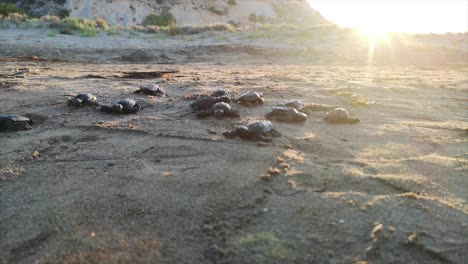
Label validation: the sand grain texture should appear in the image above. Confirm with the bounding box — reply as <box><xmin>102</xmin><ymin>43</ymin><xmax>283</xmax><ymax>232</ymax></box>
<box><xmin>0</xmin><ymin>30</ymin><xmax>467</xmax><ymax>264</ymax></box>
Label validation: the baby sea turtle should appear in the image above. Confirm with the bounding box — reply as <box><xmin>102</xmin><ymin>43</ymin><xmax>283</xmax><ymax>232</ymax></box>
<box><xmin>101</xmin><ymin>98</ymin><xmax>142</xmax><ymax>114</ymax></box>
<box><xmin>222</xmin><ymin>120</ymin><xmax>281</xmax><ymax>142</ymax></box>
<box><xmin>134</xmin><ymin>84</ymin><xmax>167</xmax><ymax>97</ymax></box>
<box><xmin>67</xmin><ymin>93</ymin><xmax>98</xmax><ymax>106</ymax></box>
<box><xmin>234</xmin><ymin>92</ymin><xmax>264</xmax><ymax>106</ymax></box>
<box><xmin>282</xmin><ymin>99</ymin><xmax>304</xmax><ymax>111</ymax></box>
<box><xmin>211</xmin><ymin>88</ymin><xmax>228</xmax><ymax>97</ymax></box>
<box><xmin>265</xmin><ymin>107</ymin><xmax>307</xmax><ymax>123</ymax></box>
<box><xmin>190</xmin><ymin>96</ymin><xmax>231</xmax><ymax>111</ymax></box>
<box><xmin>0</xmin><ymin>115</ymin><xmax>33</xmax><ymax>131</ymax></box>
<box><xmin>196</xmin><ymin>102</ymin><xmax>240</xmax><ymax>119</ymax></box>
<box><xmin>323</xmin><ymin>108</ymin><xmax>360</xmax><ymax>124</ymax></box>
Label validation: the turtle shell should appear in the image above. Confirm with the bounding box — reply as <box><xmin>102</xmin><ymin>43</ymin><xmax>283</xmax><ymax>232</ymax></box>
<box><xmin>284</xmin><ymin>100</ymin><xmax>304</xmax><ymax>111</ymax></box>
<box><xmin>212</xmin><ymin>88</ymin><xmax>227</xmax><ymax>97</ymax></box>
<box><xmin>118</xmin><ymin>98</ymin><xmax>137</xmax><ymax>108</ymax></box>
<box><xmin>271</xmin><ymin>107</ymin><xmax>299</xmax><ymax>116</ymax></box>
<box><xmin>323</xmin><ymin>108</ymin><xmax>350</xmax><ymax>122</ymax></box>
<box><xmin>246</xmin><ymin>120</ymin><xmax>273</xmax><ymax>134</ymax></box>
<box><xmin>212</xmin><ymin>102</ymin><xmax>231</xmax><ymax>111</ymax></box>
<box><xmin>75</xmin><ymin>93</ymin><xmax>97</xmax><ymax>102</ymax></box>
<box><xmin>4</xmin><ymin>115</ymin><xmax>31</xmax><ymax>122</ymax></box>
<box><xmin>236</xmin><ymin>92</ymin><xmax>262</xmax><ymax>102</ymax></box>
<box><xmin>191</xmin><ymin>96</ymin><xmax>216</xmax><ymax>110</ymax></box>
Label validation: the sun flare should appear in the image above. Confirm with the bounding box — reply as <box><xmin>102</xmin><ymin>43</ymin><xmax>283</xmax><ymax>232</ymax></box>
<box><xmin>308</xmin><ymin>0</ymin><xmax>468</xmax><ymax>34</ymax></box>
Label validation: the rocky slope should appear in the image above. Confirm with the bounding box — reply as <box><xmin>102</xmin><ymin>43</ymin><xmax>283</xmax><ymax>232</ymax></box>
<box><xmin>6</xmin><ymin>0</ymin><xmax>327</xmax><ymax>26</ymax></box>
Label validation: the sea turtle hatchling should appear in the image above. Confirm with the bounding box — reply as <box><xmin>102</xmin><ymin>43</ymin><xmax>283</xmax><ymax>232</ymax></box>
<box><xmin>101</xmin><ymin>98</ymin><xmax>142</xmax><ymax>114</ymax></box>
<box><xmin>190</xmin><ymin>96</ymin><xmax>231</xmax><ymax>111</ymax></box>
<box><xmin>282</xmin><ymin>99</ymin><xmax>305</xmax><ymax>111</ymax></box>
<box><xmin>222</xmin><ymin>120</ymin><xmax>281</xmax><ymax>142</ymax></box>
<box><xmin>211</xmin><ymin>88</ymin><xmax>228</xmax><ymax>97</ymax></box>
<box><xmin>0</xmin><ymin>115</ymin><xmax>33</xmax><ymax>131</ymax></box>
<box><xmin>67</xmin><ymin>93</ymin><xmax>98</xmax><ymax>106</ymax></box>
<box><xmin>323</xmin><ymin>108</ymin><xmax>360</xmax><ymax>124</ymax></box>
<box><xmin>134</xmin><ymin>84</ymin><xmax>167</xmax><ymax>97</ymax></box>
<box><xmin>196</xmin><ymin>102</ymin><xmax>240</xmax><ymax>119</ymax></box>
<box><xmin>265</xmin><ymin>107</ymin><xmax>307</xmax><ymax>123</ymax></box>
<box><xmin>234</xmin><ymin>92</ymin><xmax>264</xmax><ymax>106</ymax></box>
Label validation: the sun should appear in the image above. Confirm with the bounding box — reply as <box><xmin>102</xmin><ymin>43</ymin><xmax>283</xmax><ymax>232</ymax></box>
<box><xmin>308</xmin><ymin>0</ymin><xmax>468</xmax><ymax>34</ymax></box>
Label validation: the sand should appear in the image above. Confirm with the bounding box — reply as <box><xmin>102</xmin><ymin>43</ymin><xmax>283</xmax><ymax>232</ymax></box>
<box><xmin>0</xmin><ymin>28</ymin><xmax>467</xmax><ymax>264</ymax></box>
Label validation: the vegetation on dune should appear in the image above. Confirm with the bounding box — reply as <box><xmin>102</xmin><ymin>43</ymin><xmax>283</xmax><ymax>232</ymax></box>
<box><xmin>208</xmin><ymin>6</ymin><xmax>226</xmax><ymax>16</ymax></box>
<box><xmin>167</xmin><ymin>23</ymin><xmax>234</xmax><ymax>35</ymax></box>
<box><xmin>0</xmin><ymin>3</ymin><xmax>22</xmax><ymax>16</ymax></box>
<box><xmin>142</xmin><ymin>12</ymin><xmax>175</xmax><ymax>27</ymax></box>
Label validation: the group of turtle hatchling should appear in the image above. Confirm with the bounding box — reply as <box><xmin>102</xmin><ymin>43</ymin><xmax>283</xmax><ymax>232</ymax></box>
<box><xmin>190</xmin><ymin>89</ymin><xmax>359</xmax><ymax>142</ymax></box>
<box><xmin>1</xmin><ymin>85</ymin><xmax>359</xmax><ymax>137</ymax></box>
<box><xmin>66</xmin><ymin>84</ymin><xmax>169</xmax><ymax>114</ymax></box>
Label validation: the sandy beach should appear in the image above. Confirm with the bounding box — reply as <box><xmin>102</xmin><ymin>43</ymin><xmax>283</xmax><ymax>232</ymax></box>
<box><xmin>1</xmin><ymin>27</ymin><xmax>467</xmax><ymax>263</ymax></box>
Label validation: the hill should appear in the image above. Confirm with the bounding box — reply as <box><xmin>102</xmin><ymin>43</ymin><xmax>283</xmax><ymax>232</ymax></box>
<box><xmin>4</xmin><ymin>0</ymin><xmax>328</xmax><ymax>26</ymax></box>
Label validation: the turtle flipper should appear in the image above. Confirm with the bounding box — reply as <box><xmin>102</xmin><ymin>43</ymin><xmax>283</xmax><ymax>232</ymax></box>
<box><xmin>124</xmin><ymin>103</ymin><xmax>142</xmax><ymax>114</ymax></box>
<box><xmin>274</xmin><ymin>115</ymin><xmax>294</xmax><ymax>123</ymax></box>
<box><xmin>347</xmin><ymin>117</ymin><xmax>360</xmax><ymax>124</ymax></box>
<box><xmin>196</xmin><ymin>110</ymin><xmax>214</xmax><ymax>118</ymax></box>
<box><xmin>100</xmin><ymin>105</ymin><xmax>113</xmax><ymax>113</ymax></box>
<box><xmin>222</xmin><ymin>130</ymin><xmax>239</xmax><ymax>139</ymax></box>
<box><xmin>134</xmin><ymin>90</ymin><xmax>142</xmax><ymax>94</ymax></box>
<box><xmin>265</xmin><ymin>112</ymin><xmax>274</xmax><ymax>120</ymax></box>
<box><xmin>255</xmin><ymin>133</ymin><xmax>272</xmax><ymax>142</ymax></box>
<box><xmin>269</xmin><ymin>129</ymin><xmax>282</xmax><ymax>137</ymax></box>
<box><xmin>224</xmin><ymin>109</ymin><xmax>240</xmax><ymax>118</ymax></box>
<box><xmin>68</xmin><ymin>97</ymin><xmax>83</xmax><ymax>106</ymax></box>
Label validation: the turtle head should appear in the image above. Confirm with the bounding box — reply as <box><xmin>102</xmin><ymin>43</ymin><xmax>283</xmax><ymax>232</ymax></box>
<box><xmin>236</xmin><ymin>125</ymin><xmax>251</xmax><ymax>139</ymax></box>
<box><xmin>213</xmin><ymin>109</ymin><xmax>224</xmax><ymax>119</ymax></box>
<box><xmin>294</xmin><ymin>112</ymin><xmax>308</xmax><ymax>122</ymax></box>
<box><xmin>68</xmin><ymin>97</ymin><xmax>83</xmax><ymax>106</ymax></box>
<box><xmin>112</xmin><ymin>104</ymin><xmax>123</xmax><ymax>113</ymax></box>
<box><xmin>348</xmin><ymin>117</ymin><xmax>360</xmax><ymax>124</ymax></box>
<box><xmin>257</xmin><ymin>97</ymin><xmax>264</xmax><ymax>104</ymax></box>
<box><xmin>217</xmin><ymin>96</ymin><xmax>231</xmax><ymax>103</ymax></box>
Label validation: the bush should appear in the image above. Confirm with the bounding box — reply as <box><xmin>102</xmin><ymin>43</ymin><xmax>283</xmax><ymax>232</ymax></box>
<box><xmin>94</xmin><ymin>17</ymin><xmax>109</xmax><ymax>30</ymax></box>
<box><xmin>142</xmin><ymin>12</ymin><xmax>175</xmax><ymax>27</ymax></box>
<box><xmin>145</xmin><ymin>25</ymin><xmax>160</xmax><ymax>33</ymax></box>
<box><xmin>168</xmin><ymin>23</ymin><xmax>234</xmax><ymax>35</ymax></box>
<box><xmin>3</xmin><ymin>12</ymin><xmax>28</xmax><ymax>26</ymax></box>
<box><xmin>208</xmin><ymin>6</ymin><xmax>225</xmax><ymax>16</ymax></box>
<box><xmin>248</xmin><ymin>13</ymin><xmax>257</xmax><ymax>22</ymax></box>
<box><xmin>105</xmin><ymin>25</ymin><xmax>122</xmax><ymax>35</ymax></box>
<box><xmin>40</xmin><ymin>15</ymin><xmax>60</xmax><ymax>22</ymax></box>
<box><xmin>57</xmin><ymin>8</ymin><xmax>70</xmax><ymax>19</ymax></box>
<box><xmin>0</xmin><ymin>3</ymin><xmax>22</xmax><ymax>17</ymax></box>
<box><xmin>49</xmin><ymin>17</ymin><xmax>99</xmax><ymax>36</ymax></box>
<box><xmin>227</xmin><ymin>0</ymin><xmax>236</xmax><ymax>6</ymax></box>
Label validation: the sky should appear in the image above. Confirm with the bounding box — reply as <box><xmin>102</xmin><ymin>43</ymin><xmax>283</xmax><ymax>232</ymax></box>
<box><xmin>307</xmin><ymin>0</ymin><xmax>468</xmax><ymax>33</ymax></box>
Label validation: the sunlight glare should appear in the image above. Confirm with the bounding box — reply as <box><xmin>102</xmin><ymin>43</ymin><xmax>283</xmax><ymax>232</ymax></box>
<box><xmin>308</xmin><ymin>0</ymin><xmax>468</xmax><ymax>34</ymax></box>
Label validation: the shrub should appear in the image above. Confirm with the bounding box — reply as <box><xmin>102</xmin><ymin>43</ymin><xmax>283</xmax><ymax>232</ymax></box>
<box><xmin>49</xmin><ymin>17</ymin><xmax>99</xmax><ymax>36</ymax></box>
<box><xmin>227</xmin><ymin>0</ymin><xmax>236</xmax><ymax>6</ymax></box>
<box><xmin>142</xmin><ymin>12</ymin><xmax>175</xmax><ymax>27</ymax></box>
<box><xmin>94</xmin><ymin>17</ymin><xmax>109</xmax><ymax>30</ymax></box>
<box><xmin>168</xmin><ymin>23</ymin><xmax>234</xmax><ymax>35</ymax></box>
<box><xmin>57</xmin><ymin>9</ymin><xmax>70</xmax><ymax>19</ymax></box>
<box><xmin>79</xmin><ymin>27</ymin><xmax>99</xmax><ymax>37</ymax></box>
<box><xmin>248</xmin><ymin>13</ymin><xmax>257</xmax><ymax>22</ymax></box>
<box><xmin>47</xmin><ymin>31</ymin><xmax>57</xmax><ymax>37</ymax></box>
<box><xmin>40</xmin><ymin>15</ymin><xmax>60</xmax><ymax>22</ymax></box>
<box><xmin>105</xmin><ymin>25</ymin><xmax>122</xmax><ymax>35</ymax></box>
<box><xmin>145</xmin><ymin>25</ymin><xmax>160</xmax><ymax>33</ymax></box>
<box><xmin>3</xmin><ymin>12</ymin><xmax>28</xmax><ymax>26</ymax></box>
<box><xmin>208</xmin><ymin>6</ymin><xmax>225</xmax><ymax>16</ymax></box>
<box><xmin>0</xmin><ymin>3</ymin><xmax>22</xmax><ymax>17</ymax></box>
